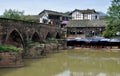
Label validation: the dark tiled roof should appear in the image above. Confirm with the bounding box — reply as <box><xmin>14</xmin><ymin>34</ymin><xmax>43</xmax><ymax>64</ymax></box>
<box><xmin>66</xmin><ymin>20</ymin><xmax>106</xmax><ymax>27</ymax></box>
<box><xmin>70</xmin><ymin>9</ymin><xmax>99</xmax><ymax>14</ymax></box>
<box><xmin>39</xmin><ymin>10</ymin><xmax>70</xmax><ymax>17</ymax></box>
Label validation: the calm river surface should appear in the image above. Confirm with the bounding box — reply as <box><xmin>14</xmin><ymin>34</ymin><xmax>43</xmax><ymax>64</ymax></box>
<box><xmin>0</xmin><ymin>49</ymin><xmax>120</xmax><ymax>76</ymax></box>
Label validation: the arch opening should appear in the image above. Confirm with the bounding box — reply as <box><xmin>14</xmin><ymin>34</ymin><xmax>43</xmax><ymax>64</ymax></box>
<box><xmin>46</xmin><ymin>32</ymin><xmax>52</xmax><ymax>39</ymax></box>
<box><xmin>32</xmin><ymin>32</ymin><xmax>40</xmax><ymax>42</ymax></box>
<box><xmin>6</xmin><ymin>30</ymin><xmax>24</xmax><ymax>48</ymax></box>
<box><xmin>56</xmin><ymin>33</ymin><xmax>61</xmax><ymax>39</ymax></box>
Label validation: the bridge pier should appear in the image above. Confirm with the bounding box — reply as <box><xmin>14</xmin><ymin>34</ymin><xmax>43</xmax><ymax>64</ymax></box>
<box><xmin>0</xmin><ymin>52</ymin><xmax>24</xmax><ymax>67</ymax></box>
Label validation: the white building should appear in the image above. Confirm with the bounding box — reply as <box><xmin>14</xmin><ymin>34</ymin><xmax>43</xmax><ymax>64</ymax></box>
<box><xmin>70</xmin><ymin>9</ymin><xmax>99</xmax><ymax>20</ymax></box>
<box><xmin>38</xmin><ymin>10</ymin><xmax>71</xmax><ymax>27</ymax></box>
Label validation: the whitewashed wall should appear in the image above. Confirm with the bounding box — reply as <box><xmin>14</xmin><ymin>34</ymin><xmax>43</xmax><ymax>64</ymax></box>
<box><xmin>72</xmin><ymin>11</ymin><xmax>83</xmax><ymax>20</ymax></box>
<box><xmin>71</xmin><ymin>11</ymin><xmax>99</xmax><ymax>20</ymax></box>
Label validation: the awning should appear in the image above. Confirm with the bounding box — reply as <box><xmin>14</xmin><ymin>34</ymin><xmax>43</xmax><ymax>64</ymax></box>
<box><xmin>61</xmin><ymin>21</ymin><xmax>69</xmax><ymax>24</ymax></box>
<box><xmin>109</xmin><ymin>38</ymin><xmax>120</xmax><ymax>42</ymax></box>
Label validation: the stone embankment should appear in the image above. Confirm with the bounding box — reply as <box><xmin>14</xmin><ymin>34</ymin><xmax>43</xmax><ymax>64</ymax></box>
<box><xmin>24</xmin><ymin>43</ymin><xmax>65</xmax><ymax>58</ymax></box>
<box><xmin>0</xmin><ymin>40</ymin><xmax>66</xmax><ymax>67</ymax></box>
<box><xmin>0</xmin><ymin>52</ymin><xmax>23</xmax><ymax>67</ymax></box>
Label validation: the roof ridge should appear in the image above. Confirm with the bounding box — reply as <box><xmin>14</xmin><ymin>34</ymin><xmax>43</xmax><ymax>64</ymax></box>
<box><xmin>44</xmin><ymin>9</ymin><xmax>63</xmax><ymax>14</ymax></box>
<box><xmin>70</xmin><ymin>9</ymin><xmax>98</xmax><ymax>14</ymax></box>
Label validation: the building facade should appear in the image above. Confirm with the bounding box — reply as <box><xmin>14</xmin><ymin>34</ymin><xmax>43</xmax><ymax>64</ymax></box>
<box><xmin>39</xmin><ymin>10</ymin><xmax>71</xmax><ymax>28</ymax></box>
<box><xmin>66</xmin><ymin>9</ymin><xmax>106</xmax><ymax>38</ymax></box>
<box><xmin>66</xmin><ymin>20</ymin><xmax>106</xmax><ymax>38</ymax></box>
<box><xmin>71</xmin><ymin>9</ymin><xmax>99</xmax><ymax>20</ymax></box>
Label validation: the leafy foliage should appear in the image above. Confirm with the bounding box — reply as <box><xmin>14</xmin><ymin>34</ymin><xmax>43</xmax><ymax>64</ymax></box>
<box><xmin>103</xmin><ymin>19</ymin><xmax>120</xmax><ymax>37</ymax></box>
<box><xmin>47</xmin><ymin>38</ymin><xmax>58</xmax><ymax>43</ymax></box>
<box><xmin>25</xmin><ymin>39</ymin><xmax>42</xmax><ymax>48</ymax></box>
<box><xmin>25</xmin><ymin>39</ymin><xmax>34</xmax><ymax>48</ymax></box>
<box><xmin>41</xmin><ymin>38</ymin><xmax>59</xmax><ymax>44</ymax></box>
<box><xmin>107</xmin><ymin>0</ymin><xmax>120</xmax><ymax>19</ymax></box>
<box><xmin>103</xmin><ymin>0</ymin><xmax>120</xmax><ymax>38</ymax></box>
<box><xmin>0</xmin><ymin>44</ymin><xmax>23</xmax><ymax>52</ymax></box>
<box><xmin>64</xmin><ymin>11</ymin><xmax>71</xmax><ymax>14</ymax></box>
<box><xmin>0</xmin><ymin>9</ymin><xmax>32</xmax><ymax>21</ymax></box>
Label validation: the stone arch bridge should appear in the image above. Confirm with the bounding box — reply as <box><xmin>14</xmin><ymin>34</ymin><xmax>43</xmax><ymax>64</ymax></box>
<box><xmin>0</xmin><ymin>18</ymin><xmax>63</xmax><ymax>49</ymax></box>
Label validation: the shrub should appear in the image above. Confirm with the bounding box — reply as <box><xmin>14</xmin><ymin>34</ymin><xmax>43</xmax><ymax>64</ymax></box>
<box><xmin>0</xmin><ymin>44</ymin><xmax>23</xmax><ymax>53</ymax></box>
<box><xmin>47</xmin><ymin>38</ymin><xmax>58</xmax><ymax>43</ymax></box>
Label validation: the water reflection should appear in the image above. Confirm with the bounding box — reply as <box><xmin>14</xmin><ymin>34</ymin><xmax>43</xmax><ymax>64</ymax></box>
<box><xmin>55</xmin><ymin>70</ymin><xmax>71</xmax><ymax>76</ymax></box>
<box><xmin>55</xmin><ymin>50</ymin><xmax>120</xmax><ymax>76</ymax></box>
<box><xmin>55</xmin><ymin>70</ymin><xmax>120</xmax><ymax>76</ymax></box>
<box><xmin>96</xmin><ymin>73</ymin><xmax>107</xmax><ymax>76</ymax></box>
<box><xmin>69</xmin><ymin>54</ymin><xmax>120</xmax><ymax>61</ymax></box>
<box><xmin>0</xmin><ymin>49</ymin><xmax>120</xmax><ymax>76</ymax></box>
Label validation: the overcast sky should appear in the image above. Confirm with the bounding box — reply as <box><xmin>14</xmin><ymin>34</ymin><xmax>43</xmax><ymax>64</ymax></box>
<box><xmin>0</xmin><ymin>0</ymin><xmax>111</xmax><ymax>15</ymax></box>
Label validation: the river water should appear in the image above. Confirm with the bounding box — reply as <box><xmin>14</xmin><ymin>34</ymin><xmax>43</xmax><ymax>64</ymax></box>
<box><xmin>0</xmin><ymin>49</ymin><xmax>120</xmax><ymax>76</ymax></box>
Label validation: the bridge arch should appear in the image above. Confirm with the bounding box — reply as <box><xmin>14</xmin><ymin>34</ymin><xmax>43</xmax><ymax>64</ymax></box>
<box><xmin>6</xmin><ymin>28</ymin><xmax>24</xmax><ymax>48</ymax></box>
<box><xmin>45</xmin><ymin>32</ymin><xmax>52</xmax><ymax>39</ymax></box>
<box><xmin>31</xmin><ymin>31</ymin><xmax>41</xmax><ymax>42</ymax></box>
<box><xmin>55</xmin><ymin>32</ymin><xmax>61</xmax><ymax>39</ymax></box>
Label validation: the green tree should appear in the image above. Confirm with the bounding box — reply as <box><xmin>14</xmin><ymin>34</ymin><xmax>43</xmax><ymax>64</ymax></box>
<box><xmin>103</xmin><ymin>0</ymin><xmax>120</xmax><ymax>38</ymax></box>
<box><xmin>107</xmin><ymin>0</ymin><xmax>120</xmax><ymax>19</ymax></box>
<box><xmin>1</xmin><ymin>9</ymin><xmax>32</xmax><ymax>21</ymax></box>
<box><xmin>64</xmin><ymin>11</ymin><xmax>71</xmax><ymax>14</ymax></box>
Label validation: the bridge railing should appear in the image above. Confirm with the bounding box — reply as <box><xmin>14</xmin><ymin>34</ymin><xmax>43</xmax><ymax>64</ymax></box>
<box><xmin>0</xmin><ymin>18</ymin><xmax>61</xmax><ymax>30</ymax></box>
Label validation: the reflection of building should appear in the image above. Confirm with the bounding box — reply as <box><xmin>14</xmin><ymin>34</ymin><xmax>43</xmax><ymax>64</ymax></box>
<box><xmin>39</xmin><ymin>10</ymin><xmax>71</xmax><ymax>28</ymax></box>
<box><xmin>66</xmin><ymin>9</ymin><xmax>106</xmax><ymax>38</ymax></box>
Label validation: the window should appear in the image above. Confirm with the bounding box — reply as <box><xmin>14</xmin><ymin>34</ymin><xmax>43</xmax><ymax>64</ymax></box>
<box><xmin>72</xmin><ymin>12</ymin><xmax>83</xmax><ymax>20</ymax></box>
<box><xmin>70</xmin><ymin>31</ymin><xmax>75</xmax><ymax>34</ymax></box>
<box><xmin>76</xmin><ymin>13</ymin><xmax>79</xmax><ymax>20</ymax></box>
<box><xmin>88</xmin><ymin>14</ymin><xmax>91</xmax><ymax>20</ymax></box>
<box><xmin>43</xmin><ymin>19</ymin><xmax>48</xmax><ymax>24</ymax></box>
<box><xmin>62</xmin><ymin>17</ymin><xmax>65</xmax><ymax>20</ymax></box>
<box><xmin>77</xmin><ymin>31</ymin><xmax>83</xmax><ymax>34</ymax></box>
<box><xmin>84</xmin><ymin>14</ymin><xmax>88</xmax><ymax>20</ymax></box>
<box><xmin>95</xmin><ymin>15</ymin><xmax>97</xmax><ymax>19</ymax></box>
<box><xmin>76</xmin><ymin>13</ymin><xmax>83</xmax><ymax>20</ymax></box>
<box><xmin>66</xmin><ymin>17</ymin><xmax>68</xmax><ymax>21</ymax></box>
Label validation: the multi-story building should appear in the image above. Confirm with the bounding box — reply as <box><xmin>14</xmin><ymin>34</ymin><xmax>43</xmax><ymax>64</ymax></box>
<box><xmin>38</xmin><ymin>10</ymin><xmax>71</xmax><ymax>28</ymax></box>
<box><xmin>66</xmin><ymin>9</ymin><xmax>106</xmax><ymax>38</ymax></box>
